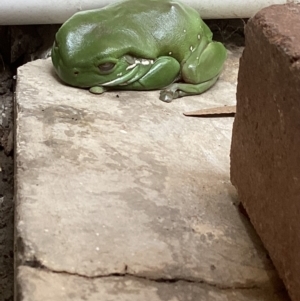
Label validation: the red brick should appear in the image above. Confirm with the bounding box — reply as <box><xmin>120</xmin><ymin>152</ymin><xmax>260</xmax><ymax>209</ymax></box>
<box><xmin>230</xmin><ymin>4</ymin><xmax>300</xmax><ymax>301</ymax></box>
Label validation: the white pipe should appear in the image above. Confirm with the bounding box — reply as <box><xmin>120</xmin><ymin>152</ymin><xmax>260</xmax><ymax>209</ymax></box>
<box><xmin>0</xmin><ymin>0</ymin><xmax>299</xmax><ymax>25</ymax></box>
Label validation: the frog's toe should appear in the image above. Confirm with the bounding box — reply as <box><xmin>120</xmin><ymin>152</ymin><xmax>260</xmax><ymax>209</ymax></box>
<box><xmin>159</xmin><ymin>88</ymin><xmax>179</xmax><ymax>103</ymax></box>
<box><xmin>89</xmin><ymin>86</ymin><xmax>106</xmax><ymax>94</ymax></box>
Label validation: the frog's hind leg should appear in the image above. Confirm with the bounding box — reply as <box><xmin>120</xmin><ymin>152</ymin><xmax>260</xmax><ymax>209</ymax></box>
<box><xmin>159</xmin><ymin>76</ymin><xmax>219</xmax><ymax>103</ymax></box>
<box><xmin>160</xmin><ymin>41</ymin><xmax>227</xmax><ymax>102</ymax></box>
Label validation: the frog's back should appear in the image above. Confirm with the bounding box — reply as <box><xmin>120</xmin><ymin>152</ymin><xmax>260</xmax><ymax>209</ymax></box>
<box><xmin>66</xmin><ymin>0</ymin><xmax>211</xmax><ymax>61</ymax></box>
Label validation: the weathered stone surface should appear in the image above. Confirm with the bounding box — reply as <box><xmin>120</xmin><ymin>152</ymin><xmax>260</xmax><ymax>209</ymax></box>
<box><xmin>17</xmin><ymin>266</ymin><xmax>289</xmax><ymax>301</ymax></box>
<box><xmin>15</xmin><ymin>48</ymin><xmax>288</xmax><ymax>300</ymax></box>
<box><xmin>231</xmin><ymin>4</ymin><xmax>300</xmax><ymax>301</ymax></box>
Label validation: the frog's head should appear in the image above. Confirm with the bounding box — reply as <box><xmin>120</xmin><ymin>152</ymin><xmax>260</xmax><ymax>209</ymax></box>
<box><xmin>51</xmin><ymin>10</ymin><xmax>151</xmax><ymax>89</ymax></box>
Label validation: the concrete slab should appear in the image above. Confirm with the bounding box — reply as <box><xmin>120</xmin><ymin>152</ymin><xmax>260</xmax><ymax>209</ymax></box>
<box><xmin>15</xmin><ymin>46</ymin><xmax>289</xmax><ymax>300</ymax></box>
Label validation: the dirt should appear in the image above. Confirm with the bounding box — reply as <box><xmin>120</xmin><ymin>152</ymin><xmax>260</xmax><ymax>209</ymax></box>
<box><xmin>0</xmin><ymin>61</ymin><xmax>14</xmax><ymax>301</ymax></box>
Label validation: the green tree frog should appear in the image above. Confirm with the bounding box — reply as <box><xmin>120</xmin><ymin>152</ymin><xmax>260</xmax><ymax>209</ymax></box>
<box><xmin>51</xmin><ymin>0</ymin><xmax>227</xmax><ymax>102</ymax></box>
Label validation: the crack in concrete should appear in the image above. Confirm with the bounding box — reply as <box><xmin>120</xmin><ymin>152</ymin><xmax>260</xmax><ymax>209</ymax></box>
<box><xmin>21</xmin><ymin>258</ymin><xmax>260</xmax><ymax>292</ymax></box>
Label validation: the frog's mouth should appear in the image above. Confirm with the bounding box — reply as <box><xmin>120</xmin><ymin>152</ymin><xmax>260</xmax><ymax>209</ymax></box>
<box><xmin>100</xmin><ymin>58</ymin><xmax>154</xmax><ymax>87</ymax></box>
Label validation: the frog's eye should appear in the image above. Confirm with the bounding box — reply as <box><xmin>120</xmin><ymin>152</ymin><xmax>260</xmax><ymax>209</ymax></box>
<box><xmin>98</xmin><ymin>62</ymin><xmax>115</xmax><ymax>73</ymax></box>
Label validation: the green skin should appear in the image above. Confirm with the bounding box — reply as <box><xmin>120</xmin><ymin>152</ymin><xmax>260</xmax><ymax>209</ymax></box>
<box><xmin>51</xmin><ymin>0</ymin><xmax>227</xmax><ymax>102</ymax></box>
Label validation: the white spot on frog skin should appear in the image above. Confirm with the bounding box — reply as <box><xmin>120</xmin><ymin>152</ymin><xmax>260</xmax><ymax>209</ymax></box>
<box><xmin>169</xmin><ymin>52</ymin><xmax>172</xmax><ymax>55</ymax></box>
<box><xmin>190</xmin><ymin>46</ymin><xmax>195</xmax><ymax>52</ymax></box>
<box><xmin>126</xmin><ymin>63</ymin><xmax>137</xmax><ymax>70</ymax></box>
<box><xmin>183</xmin><ymin>29</ymin><xmax>186</xmax><ymax>33</ymax></box>
<box><xmin>126</xmin><ymin>58</ymin><xmax>153</xmax><ymax>70</ymax></box>
<box><xmin>198</xmin><ymin>34</ymin><xmax>201</xmax><ymax>40</ymax></box>
<box><xmin>141</xmin><ymin>59</ymin><xmax>150</xmax><ymax>65</ymax></box>
<box><xmin>117</xmin><ymin>72</ymin><xmax>122</xmax><ymax>76</ymax></box>
<box><xmin>196</xmin><ymin>57</ymin><xmax>199</xmax><ymax>60</ymax></box>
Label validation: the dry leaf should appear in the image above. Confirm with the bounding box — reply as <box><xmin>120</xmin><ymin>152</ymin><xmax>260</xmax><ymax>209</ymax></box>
<box><xmin>184</xmin><ymin>105</ymin><xmax>236</xmax><ymax>117</ymax></box>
